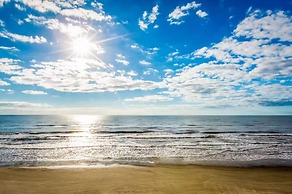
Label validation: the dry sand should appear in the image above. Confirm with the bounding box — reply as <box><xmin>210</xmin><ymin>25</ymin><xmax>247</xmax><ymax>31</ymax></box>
<box><xmin>0</xmin><ymin>165</ymin><xmax>292</xmax><ymax>194</ymax></box>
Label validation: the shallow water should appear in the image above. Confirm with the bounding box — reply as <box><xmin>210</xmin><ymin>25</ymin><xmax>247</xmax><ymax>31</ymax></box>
<box><xmin>0</xmin><ymin>115</ymin><xmax>291</xmax><ymax>167</ymax></box>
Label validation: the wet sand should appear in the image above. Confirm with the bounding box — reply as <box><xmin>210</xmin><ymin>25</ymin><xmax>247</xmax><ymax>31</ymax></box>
<box><xmin>0</xmin><ymin>165</ymin><xmax>292</xmax><ymax>194</ymax></box>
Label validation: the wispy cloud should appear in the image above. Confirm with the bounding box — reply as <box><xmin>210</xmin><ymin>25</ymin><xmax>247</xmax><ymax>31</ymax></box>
<box><xmin>167</xmin><ymin>1</ymin><xmax>203</xmax><ymax>25</ymax></box>
<box><xmin>60</xmin><ymin>7</ymin><xmax>111</xmax><ymax>21</ymax></box>
<box><xmin>143</xmin><ymin>68</ymin><xmax>158</xmax><ymax>75</ymax></box>
<box><xmin>139</xmin><ymin>5</ymin><xmax>159</xmax><ymax>30</ymax></box>
<box><xmin>0</xmin><ymin>19</ymin><xmax>4</xmax><ymax>27</ymax></box>
<box><xmin>115</xmin><ymin>59</ymin><xmax>129</xmax><ymax>66</ymax></box>
<box><xmin>115</xmin><ymin>54</ymin><xmax>129</xmax><ymax>65</ymax></box>
<box><xmin>22</xmin><ymin>90</ymin><xmax>48</xmax><ymax>95</ymax></box>
<box><xmin>15</xmin><ymin>3</ymin><xmax>26</xmax><ymax>11</ymax></box>
<box><xmin>139</xmin><ymin>60</ymin><xmax>151</xmax><ymax>66</ymax></box>
<box><xmin>0</xmin><ymin>0</ymin><xmax>9</xmax><ymax>7</ymax></box>
<box><xmin>131</xmin><ymin>43</ymin><xmax>159</xmax><ymax>55</ymax></box>
<box><xmin>0</xmin><ymin>31</ymin><xmax>47</xmax><ymax>43</ymax></box>
<box><xmin>24</xmin><ymin>15</ymin><xmax>88</xmax><ymax>38</ymax></box>
<box><xmin>0</xmin><ymin>89</ymin><xmax>13</xmax><ymax>94</ymax></box>
<box><xmin>0</xmin><ymin>46</ymin><xmax>19</xmax><ymax>52</ymax></box>
<box><xmin>0</xmin><ymin>101</ymin><xmax>52</xmax><ymax>109</ymax></box>
<box><xmin>0</xmin><ymin>79</ymin><xmax>9</xmax><ymax>86</ymax></box>
<box><xmin>125</xmin><ymin>95</ymin><xmax>173</xmax><ymax>102</ymax></box>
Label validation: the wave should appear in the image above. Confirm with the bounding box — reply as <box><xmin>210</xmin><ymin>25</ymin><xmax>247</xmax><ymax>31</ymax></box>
<box><xmin>34</xmin><ymin>124</ymin><xmax>68</xmax><ymax>127</ymax></box>
<box><xmin>1</xmin><ymin>158</ymin><xmax>292</xmax><ymax>168</ymax></box>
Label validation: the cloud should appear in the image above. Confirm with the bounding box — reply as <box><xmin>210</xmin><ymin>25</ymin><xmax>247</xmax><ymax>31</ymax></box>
<box><xmin>60</xmin><ymin>7</ymin><xmax>111</xmax><ymax>21</ymax></box>
<box><xmin>139</xmin><ymin>60</ymin><xmax>151</xmax><ymax>66</ymax></box>
<box><xmin>22</xmin><ymin>90</ymin><xmax>48</xmax><ymax>95</ymax></box>
<box><xmin>131</xmin><ymin>43</ymin><xmax>159</xmax><ymax>55</ymax></box>
<box><xmin>130</xmin><ymin>44</ymin><xmax>139</xmax><ymax>49</ymax></box>
<box><xmin>115</xmin><ymin>59</ymin><xmax>129</xmax><ymax>66</ymax></box>
<box><xmin>0</xmin><ymin>0</ymin><xmax>9</xmax><ymax>7</ymax></box>
<box><xmin>9</xmin><ymin>58</ymin><xmax>160</xmax><ymax>93</ymax></box>
<box><xmin>54</xmin><ymin>0</ymin><xmax>86</xmax><ymax>8</ymax></box>
<box><xmin>167</xmin><ymin>1</ymin><xmax>203</xmax><ymax>25</ymax></box>
<box><xmin>16</xmin><ymin>0</ymin><xmax>111</xmax><ymax>22</ymax></box>
<box><xmin>0</xmin><ymin>89</ymin><xmax>13</xmax><ymax>94</ymax></box>
<box><xmin>143</xmin><ymin>68</ymin><xmax>158</xmax><ymax>75</ymax></box>
<box><xmin>164</xmin><ymin>10</ymin><xmax>292</xmax><ymax>107</ymax></box>
<box><xmin>115</xmin><ymin>54</ymin><xmax>129</xmax><ymax>65</ymax></box>
<box><xmin>0</xmin><ymin>31</ymin><xmax>47</xmax><ymax>43</ymax></box>
<box><xmin>127</xmin><ymin>70</ymin><xmax>138</xmax><ymax>77</ymax></box>
<box><xmin>19</xmin><ymin>0</ymin><xmax>61</xmax><ymax>13</ymax></box>
<box><xmin>0</xmin><ymin>46</ymin><xmax>19</xmax><ymax>52</ymax></box>
<box><xmin>196</xmin><ymin>10</ymin><xmax>208</xmax><ymax>18</ymax></box>
<box><xmin>0</xmin><ymin>58</ymin><xmax>22</xmax><ymax>74</ymax></box>
<box><xmin>116</xmin><ymin>54</ymin><xmax>125</xmax><ymax>59</ymax></box>
<box><xmin>24</xmin><ymin>14</ymin><xmax>88</xmax><ymax>37</ymax></box>
<box><xmin>167</xmin><ymin>50</ymin><xmax>179</xmax><ymax>61</ymax></box>
<box><xmin>164</xmin><ymin>69</ymin><xmax>173</xmax><ymax>76</ymax></box>
<box><xmin>0</xmin><ymin>79</ymin><xmax>9</xmax><ymax>86</ymax></box>
<box><xmin>192</xmin><ymin>10</ymin><xmax>292</xmax><ymax>81</ymax></box>
<box><xmin>234</xmin><ymin>10</ymin><xmax>292</xmax><ymax>42</ymax></box>
<box><xmin>0</xmin><ymin>101</ymin><xmax>51</xmax><ymax>109</ymax></box>
<box><xmin>15</xmin><ymin>3</ymin><xmax>26</xmax><ymax>11</ymax></box>
<box><xmin>125</xmin><ymin>95</ymin><xmax>173</xmax><ymax>102</ymax></box>
<box><xmin>138</xmin><ymin>5</ymin><xmax>159</xmax><ymax>30</ymax></box>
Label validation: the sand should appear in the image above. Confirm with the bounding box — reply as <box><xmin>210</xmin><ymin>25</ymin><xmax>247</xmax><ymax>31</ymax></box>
<box><xmin>0</xmin><ymin>165</ymin><xmax>292</xmax><ymax>194</ymax></box>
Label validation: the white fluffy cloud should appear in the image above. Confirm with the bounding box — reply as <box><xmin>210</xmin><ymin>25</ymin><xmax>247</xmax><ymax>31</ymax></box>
<box><xmin>9</xmin><ymin>58</ymin><xmax>160</xmax><ymax>93</ymax></box>
<box><xmin>164</xmin><ymin>10</ymin><xmax>292</xmax><ymax>107</ymax></box>
<box><xmin>139</xmin><ymin>5</ymin><xmax>159</xmax><ymax>30</ymax></box>
<box><xmin>0</xmin><ymin>31</ymin><xmax>47</xmax><ymax>43</ymax></box>
<box><xmin>22</xmin><ymin>90</ymin><xmax>48</xmax><ymax>95</ymax></box>
<box><xmin>19</xmin><ymin>0</ymin><xmax>61</xmax><ymax>12</ymax></box>
<box><xmin>10</xmin><ymin>0</ymin><xmax>111</xmax><ymax>22</ymax></box>
<box><xmin>196</xmin><ymin>10</ymin><xmax>208</xmax><ymax>18</ymax></box>
<box><xmin>167</xmin><ymin>1</ymin><xmax>204</xmax><ymax>25</ymax></box>
<box><xmin>0</xmin><ymin>58</ymin><xmax>22</xmax><ymax>74</ymax></box>
<box><xmin>234</xmin><ymin>10</ymin><xmax>292</xmax><ymax>42</ymax></box>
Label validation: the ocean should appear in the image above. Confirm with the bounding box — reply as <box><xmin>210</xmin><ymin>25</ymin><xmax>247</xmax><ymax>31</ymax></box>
<box><xmin>0</xmin><ymin>115</ymin><xmax>291</xmax><ymax>167</ymax></box>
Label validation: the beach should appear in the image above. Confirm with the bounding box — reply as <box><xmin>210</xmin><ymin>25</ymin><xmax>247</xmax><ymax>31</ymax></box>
<box><xmin>1</xmin><ymin>165</ymin><xmax>292</xmax><ymax>194</ymax></box>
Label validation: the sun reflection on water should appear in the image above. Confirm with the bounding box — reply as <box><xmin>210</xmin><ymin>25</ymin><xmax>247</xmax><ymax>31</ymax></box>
<box><xmin>68</xmin><ymin>115</ymin><xmax>104</xmax><ymax>154</ymax></box>
<box><xmin>71</xmin><ymin>115</ymin><xmax>103</xmax><ymax>131</ymax></box>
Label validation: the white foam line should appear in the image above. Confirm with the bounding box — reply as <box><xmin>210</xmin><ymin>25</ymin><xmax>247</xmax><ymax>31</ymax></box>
<box><xmin>19</xmin><ymin>164</ymin><xmax>138</xmax><ymax>169</ymax></box>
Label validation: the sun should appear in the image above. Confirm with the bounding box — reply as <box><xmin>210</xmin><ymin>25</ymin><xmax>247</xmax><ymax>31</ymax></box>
<box><xmin>72</xmin><ymin>37</ymin><xmax>93</xmax><ymax>57</ymax></box>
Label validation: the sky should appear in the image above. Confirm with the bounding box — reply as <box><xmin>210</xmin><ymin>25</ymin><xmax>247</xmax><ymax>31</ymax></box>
<box><xmin>0</xmin><ymin>0</ymin><xmax>291</xmax><ymax>115</ymax></box>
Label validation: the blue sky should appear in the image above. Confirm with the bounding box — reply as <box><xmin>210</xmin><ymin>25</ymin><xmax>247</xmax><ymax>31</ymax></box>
<box><xmin>0</xmin><ymin>0</ymin><xmax>291</xmax><ymax>115</ymax></box>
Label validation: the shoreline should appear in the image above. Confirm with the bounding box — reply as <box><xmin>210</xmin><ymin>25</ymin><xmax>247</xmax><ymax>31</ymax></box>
<box><xmin>1</xmin><ymin>164</ymin><xmax>292</xmax><ymax>194</ymax></box>
<box><xmin>2</xmin><ymin>157</ymin><xmax>292</xmax><ymax>169</ymax></box>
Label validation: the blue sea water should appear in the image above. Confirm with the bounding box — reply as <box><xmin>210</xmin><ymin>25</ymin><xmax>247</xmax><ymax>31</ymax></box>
<box><xmin>0</xmin><ymin>115</ymin><xmax>291</xmax><ymax>167</ymax></box>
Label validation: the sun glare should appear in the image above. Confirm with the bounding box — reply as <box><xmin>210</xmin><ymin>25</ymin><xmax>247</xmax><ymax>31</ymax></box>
<box><xmin>72</xmin><ymin>37</ymin><xmax>92</xmax><ymax>57</ymax></box>
<box><xmin>72</xmin><ymin>115</ymin><xmax>102</xmax><ymax>128</ymax></box>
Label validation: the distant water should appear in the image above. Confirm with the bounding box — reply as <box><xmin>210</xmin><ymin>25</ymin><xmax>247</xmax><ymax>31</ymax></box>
<box><xmin>0</xmin><ymin>115</ymin><xmax>291</xmax><ymax>167</ymax></box>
